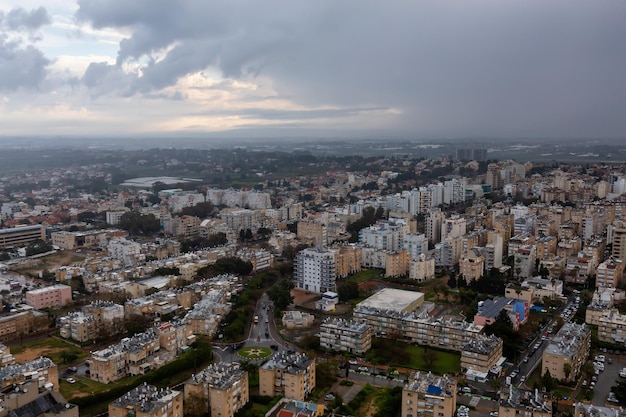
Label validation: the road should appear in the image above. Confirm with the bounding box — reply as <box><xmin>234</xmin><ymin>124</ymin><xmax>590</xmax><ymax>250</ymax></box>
<box><xmin>213</xmin><ymin>293</ymin><xmax>295</xmax><ymax>364</ymax></box>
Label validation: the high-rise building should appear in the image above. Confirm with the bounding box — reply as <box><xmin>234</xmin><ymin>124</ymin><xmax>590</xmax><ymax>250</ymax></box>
<box><xmin>184</xmin><ymin>362</ymin><xmax>249</xmax><ymax>417</ymax></box>
<box><xmin>294</xmin><ymin>248</ymin><xmax>337</xmax><ymax>293</ymax></box>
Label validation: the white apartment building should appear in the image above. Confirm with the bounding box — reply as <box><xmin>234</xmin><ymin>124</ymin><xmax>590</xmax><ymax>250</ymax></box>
<box><xmin>294</xmin><ymin>248</ymin><xmax>337</xmax><ymax>294</ymax></box>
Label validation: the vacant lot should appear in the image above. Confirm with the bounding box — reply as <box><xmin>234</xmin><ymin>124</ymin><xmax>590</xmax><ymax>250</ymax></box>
<box><xmin>12</xmin><ymin>337</ymin><xmax>87</xmax><ymax>367</ymax></box>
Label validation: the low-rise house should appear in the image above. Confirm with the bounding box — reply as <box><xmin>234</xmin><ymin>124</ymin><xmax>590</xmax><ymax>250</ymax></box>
<box><xmin>282</xmin><ymin>311</ymin><xmax>315</xmax><ymax>329</ymax></box>
<box><xmin>499</xmin><ymin>387</ymin><xmax>551</xmax><ymax>417</ymax></box>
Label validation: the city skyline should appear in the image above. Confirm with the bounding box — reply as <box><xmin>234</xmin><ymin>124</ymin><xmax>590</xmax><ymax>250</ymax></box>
<box><xmin>0</xmin><ymin>0</ymin><xmax>625</xmax><ymax>139</ymax></box>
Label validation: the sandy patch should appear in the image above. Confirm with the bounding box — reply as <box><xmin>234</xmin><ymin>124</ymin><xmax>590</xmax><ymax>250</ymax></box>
<box><xmin>14</xmin><ymin>347</ymin><xmax>54</xmax><ymax>362</ymax></box>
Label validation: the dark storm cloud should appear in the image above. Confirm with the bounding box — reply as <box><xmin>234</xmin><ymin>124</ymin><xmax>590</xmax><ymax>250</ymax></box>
<box><xmin>75</xmin><ymin>0</ymin><xmax>626</xmax><ymax>137</ymax></box>
<box><xmin>0</xmin><ymin>6</ymin><xmax>50</xmax><ymax>31</ymax></box>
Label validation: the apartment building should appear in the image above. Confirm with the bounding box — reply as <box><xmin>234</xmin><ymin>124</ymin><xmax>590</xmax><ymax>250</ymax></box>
<box><xmin>108</xmin><ymin>383</ymin><xmax>182</xmax><ymax>417</ymax></box>
<box><xmin>459</xmin><ymin>248</ymin><xmax>485</xmax><ymax>284</ymax></box>
<box><xmin>259</xmin><ymin>353</ymin><xmax>315</xmax><ymax>401</ymax></box>
<box><xmin>596</xmin><ymin>257</ymin><xmax>624</xmax><ymax>289</ymax></box>
<box><xmin>402</xmin><ymin>371</ymin><xmax>457</xmax><ymax>417</ymax></box>
<box><xmin>107</xmin><ymin>238</ymin><xmax>143</xmax><ymax>266</ymax></box>
<box><xmin>598</xmin><ymin>310</ymin><xmax>626</xmax><ymax>345</ymax></box>
<box><xmin>51</xmin><ymin>229</ymin><xmax>125</xmax><ymax>250</ymax></box>
<box><xmin>319</xmin><ymin>318</ymin><xmax>372</xmax><ymax>354</ymax></box>
<box><xmin>0</xmin><ymin>225</ymin><xmax>46</xmax><ymax>249</ymax></box>
<box><xmin>409</xmin><ymin>253</ymin><xmax>435</xmax><ymax>282</ymax></box>
<box><xmin>0</xmin><ymin>309</ymin><xmax>49</xmax><ymax>342</ymax></box>
<box><xmin>0</xmin><ymin>357</ymin><xmax>58</xmax><ymax>390</ymax></box>
<box><xmin>385</xmin><ymin>250</ymin><xmax>409</xmax><ymax>278</ymax></box>
<box><xmin>25</xmin><ymin>285</ymin><xmax>72</xmax><ymax>310</ymax></box>
<box><xmin>460</xmin><ymin>334</ymin><xmax>503</xmax><ymax>376</ymax></box>
<box><xmin>184</xmin><ymin>362</ymin><xmax>249</xmax><ymax>417</ymax></box>
<box><xmin>294</xmin><ymin>247</ymin><xmax>337</xmax><ymax>294</ymax></box>
<box><xmin>499</xmin><ymin>387</ymin><xmax>551</xmax><ymax>417</ymax></box>
<box><xmin>542</xmin><ymin>322</ymin><xmax>590</xmax><ymax>382</ymax></box>
<box><xmin>334</xmin><ymin>245</ymin><xmax>362</xmax><ymax>278</ymax></box>
<box><xmin>353</xmin><ymin>289</ymin><xmax>487</xmax><ymax>352</ymax></box>
<box><xmin>282</xmin><ymin>311</ymin><xmax>315</xmax><ymax>329</ymax></box>
<box><xmin>513</xmin><ymin>245</ymin><xmax>537</xmax><ymax>279</ymax></box>
<box><xmin>297</xmin><ymin>221</ymin><xmax>327</xmax><ymax>247</ymax></box>
<box><xmin>90</xmin><ymin>325</ymin><xmax>190</xmax><ymax>384</ymax></box>
<box><xmin>59</xmin><ymin>312</ymin><xmax>95</xmax><ymax>342</ymax></box>
<box><xmin>0</xmin><ymin>381</ymin><xmax>78</xmax><ymax>417</ymax></box>
<box><xmin>521</xmin><ymin>277</ymin><xmax>563</xmax><ymax>300</ymax></box>
<box><xmin>183</xmin><ymin>291</ymin><xmax>232</xmax><ymax>336</ymax></box>
<box><xmin>220</xmin><ymin>209</ymin><xmax>260</xmax><ymax>233</ymax></box>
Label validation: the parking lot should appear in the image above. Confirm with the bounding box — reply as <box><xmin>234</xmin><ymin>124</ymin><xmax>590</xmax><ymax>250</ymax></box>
<box><xmin>591</xmin><ymin>351</ymin><xmax>625</xmax><ymax>406</ymax></box>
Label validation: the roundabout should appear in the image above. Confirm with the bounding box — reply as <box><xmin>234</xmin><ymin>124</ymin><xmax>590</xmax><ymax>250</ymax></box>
<box><xmin>237</xmin><ymin>346</ymin><xmax>272</xmax><ymax>360</ymax></box>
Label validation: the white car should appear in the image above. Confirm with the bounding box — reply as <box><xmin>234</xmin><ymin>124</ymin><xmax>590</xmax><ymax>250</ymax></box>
<box><xmin>66</xmin><ymin>377</ymin><xmax>76</xmax><ymax>384</ymax></box>
<box><xmin>595</xmin><ymin>355</ymin><xmax>606</xmax><ymax>363</ymax></box>
<box><xmin>348</xmin><ymin>359</ymin><xmax>358</xmax><ymax>365</ymax></box>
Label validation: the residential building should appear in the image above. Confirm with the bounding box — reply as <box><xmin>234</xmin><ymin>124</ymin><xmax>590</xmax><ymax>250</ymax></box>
<box><xmin>297</xmin><ymin>221</ymin><xmax>327</xmax><ymax>247</ymax></box>
<box><xmin>402</xmin><ymin>371</ymin><xmax>457</xmax><ymax>417</ymax></box>
<box><xmin>598</xmin><ymin>310</ymin><xmax>626</xmax><ymax>345</ymax></box>
<box><xmin>426</xmin><ymin>209</ymin><xmax>445</xmax><ymax>244</ymax></box>
<box><xmin>0</xmin><ymin>225</ymin><xmax>46</xmax><ymax>249</ymax></box>
<box><xmin>596</xmin><ymin>257</ymin><xmax>624</xmax><ymax>289</ymax></box>
<box><xmin>402</xmin><ymin>233</ymin><xmax>429</xmax><ymax>259</ymax></box>
<box><xmin>575</xmin><ymin>402</ymin><xmax>626</xmax><ymax>417</ymax></box>
<box><xmin>385</xmin><ymin>250</ymin><xmax>409</xmax><ymax>278</ymax></box>
<box><xmin>259</xmin><ymin>353</ymin><xmax>315</xmax><ymax>401</ymax></box>
<box><xmin>441</xmin><ymin>215</ymin><xmax>466</xmax><ymax>241</ymax></box>
<box><xmin>513</xmin><ymin>245</ymin><xmax>537</xmax><ymax>279</ymax></box>
<box><xmin>409</xmin><ymin>253</ymin><xmax>435</xmax><ymax>282</ymax></box>
<box><xmin>542</xmin><ymin>322</ymin><xmax>590</xmax><ymax>382</ymax></box>
<box><xmin>282</xmin><ymin>311</ymin><xmax>315</xmax><ymax>329</ymax></box>
<box><xmin>0</xmin><ymin>357</ymin><xmax>58</xmax><ymax>390</ymax></box>
<box><xmin>58</xmin><ymin>312</ymin><xmax>96</xmax><ymax>342</ymax></box>
<box><xmin>106</xmin><ymin>210</ymin><xmax>127</xmax><ymax>225</ymax></box>
<box><xmin>459</xmin><ymin>248</ymin><xmax>485</xmax><ymax>284</ymax></box>
<box><xmin>294</xmin><ymin>248</ymin><xmax>337</xmax><ymax>294</ymax></box>
<box><xmin>107</xmin><ymin>238</ymin><xmax>143</xmax><ymax>266</ymax></box>
<box><xmin>319</xmin><ymin>318</ymin><xmax>372</xmax><ymax>354</ymax></box>
<box><xmin>0</xmin><ymin>310</ymin><xmax>49</xmax><ymax>343</ymax></box>
<box><xmin>334</xmin><ymin>245</ymin><xmax>362</xmax><ymax>278</ymax></box>
<box><xmin>220</xmin><ymin>209</ymin><xmax>260</xmax><ymax>233</ymax></box>
<box><xmin>499</xmin><ymin>387</ymin><xmax>551</xmax><ymax>417</ymax></box>
<box><xmin>611</xmin><ymin>222</ymin><xmax>626</xmax><ymax>261</ymax></box>
<box><xmin>0</xmin><ymin>381</ymin><xmax>78</xmax><ymax>417</ymax></box>
<box><xmin>461</xmin><ymin>334</ymin><xmax>503</xmax><ymax>376</ymax></box>
<box><xmin>108</xmin><ymin>383</ymin><xmax>182</xmax><ymax>417</ymax></box>
<box><xmin>51</xmin><ymin>229</ymin><xmax>125</xmax><ymax>250</ymax></box>
<box><xmin>521</xmin><ymin>277</ymin><xmax>563</xmax><ymax>300</ymax></box>
<box><xmin>184</xmin><ymin>362</ymin><xmax>249</xmax><ymax>417</ymax></box>
<box><xmin>25</xmin><ymin>285</ymin><xmax>72</xmax><ymax>310</ymax></box>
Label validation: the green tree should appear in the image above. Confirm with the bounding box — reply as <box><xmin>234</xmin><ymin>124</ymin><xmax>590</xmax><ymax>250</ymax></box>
<box><xmin>337</xmin><ymin>281</ymin><xmax>360</xmax><ymax>301</ymax></box>
<box><xmin>118</xmin><ymin>211</ymin><xmax>161</xmax><ymax>235</ymax></box>
<box><xmin>267</xmin><ymin>280</ymin><xmax>294</xmax><ymax>311</ymax></box>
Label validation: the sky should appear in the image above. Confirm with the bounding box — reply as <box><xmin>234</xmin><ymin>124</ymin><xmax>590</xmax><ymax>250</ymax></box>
<box><xmin>0</xmin><ymin>0</ymin><xmax>625</xmax><ymax>139</ymax></box>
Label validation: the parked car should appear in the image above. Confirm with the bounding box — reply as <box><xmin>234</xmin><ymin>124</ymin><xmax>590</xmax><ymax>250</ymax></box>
<box><xmin>461</xmin><ymin>387</ymin><xmax>472</xmax><ymax>393</ymax></box>
<box><xmin>349</xmin><ymin>359</ymin><xmax>358</xmax><ymax>365</ymax></box>
<box><xmin>490</xmin><ymin>412</ymin><xmax>499</xmax><ymax>417</ymax></box>
<box><xmin>66</xmin><ymin>377</ymin><xmax>76</xmax><ymax>384</ymax></box>
<box><xmin>68</xmin><ymin>367</ymin><xmax>77</xmax><ymax>373</ymax></box>
<box><xmin>358</xmin><ymin>366</ymin><xmax>369</xmax><ymax>372</ymax></box>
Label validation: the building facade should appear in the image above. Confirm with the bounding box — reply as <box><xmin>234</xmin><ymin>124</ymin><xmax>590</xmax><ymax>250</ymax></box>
<box><xmin>402</xmin><ymin>371</ymin><xmax>457</xmax><ymax>417</ymax></box>
<box><xmin>259</xmin><ymin>353</ymin><xmax>315</xmax><ymax>401</ymax></box>
<box><xmin>184</xmin><ymin>362</ymin><xmax>249</xmax><ymax>417</ymax></box>
<box><xmin>294</xmin><ymin>248</ymin><xmax>337</xmax><ymax>294</ymax></box>
<box><xmin>542</xmin><ymin>322</ymin><xmax>590</xmax><ymax>382</ymax></box>
<box><xmin>108</xmin><ymin>383</ymin><xmax>182</xmax><ymax>417</ymax></box>
<box><xmin>319</xmin><ymin>318</ymin><xmax>372</xmax><ymax>354</ymax></box>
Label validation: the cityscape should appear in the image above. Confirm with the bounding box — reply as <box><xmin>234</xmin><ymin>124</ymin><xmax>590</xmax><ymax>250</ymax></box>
<box><xmin>0</xmin><ymin>144</ymin><xmax>625</xmax><ymax>417</ymax></box>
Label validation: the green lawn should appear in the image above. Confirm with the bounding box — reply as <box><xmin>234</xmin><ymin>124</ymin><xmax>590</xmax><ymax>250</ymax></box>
<box><xmin>367</xmin><ymin>339</ymin><xmax>460</xmax><ymax>375</ymax></box>
<box><xmin>237</xmin><ymin>346</ymin><xmax>272</xmax><ymax>359</ymax></box>
<box><xmin>59</xmin><ymin>374</ymin><xmax>118</xmax><ymax>399</ymax></box>
<box><xmin>404</xmin><ymin>345</ymin><xmax>461</xmax><ymax>375</ymax></box>
<box><xmin>348</xmin><ymin>269</ymin><xmax>382</xmax><ymax>283</ymax></box>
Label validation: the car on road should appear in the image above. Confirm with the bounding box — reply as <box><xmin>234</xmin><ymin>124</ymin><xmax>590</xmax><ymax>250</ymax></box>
<box><xmin>66</xmin><ymin>377</ymin><xmax>76</xmax><ymax>384</ymax></box>
<box><xmin>325</xmin><ymin>393</ymin><xmax>336</xmax><ymax>401</ymax></box>
<box><xmin>358</xmin><ymin>366</ymin><xmax>369</xmax><ymax>372</ymax></box>
<box><xmin>523</xmin><ymin>357</ymin><xmax>529</xmax><ymax>363</ymax></box>
<box><xmin>349</xmin><ymin>359</ymin><xmax>358</xmax><ymax>365</ymax></box>
<box><xmin>520</xmin><ymin>376</ymin><xmax>526</xmax><ymax>383</ymax></box>
<box><xmin>608</xmin><ymin>393</ymin><xmax>619</xmax><ymax>403</ymax></box>
<box><xmin>461</xmin><ymin>387</ymin><xmax>472</xmax><ymax>393</ymax></box>
<box><xmin>619</xmin><ymin>368</ymin><xmax>626</xmax><ymax>378</ymax></box>
<box><xmin>490</xmin><ymin>412</ymin><xmax>499</xmax><ymax>417</ymax></box>
<box><xmin>270</xmin><ymin>344</ymin><xmax>279</xmax><ymax>350</ymax></box>
<box><xmin>68</xmin><ymin>366</ymin><xmax>77</xmax><ymax>373</ymax></box>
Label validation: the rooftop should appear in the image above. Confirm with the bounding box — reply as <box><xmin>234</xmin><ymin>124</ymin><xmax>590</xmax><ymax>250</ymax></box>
<box><xmin>262</xmin><ymin>352</ymin><xmax>313</xmax><ymax>375</ymax></box>
<box><xmin>404</xmin><ymin>371</ymin><xmax>456</xmax><ymax>396</ymax></box>
<box><xmin>111</xmin><ymin>382</ymin><xmax>180</xmax><ymax>413</ymax></box>
<box><xmin>356</xmin><ymin>288</ymin><xmax>424</xmax><ymax>314</ymax></box>
<box><xmin>187</xmin><ymin>362</ymin><xmax>245</xmax><ymax>390</ymax></box>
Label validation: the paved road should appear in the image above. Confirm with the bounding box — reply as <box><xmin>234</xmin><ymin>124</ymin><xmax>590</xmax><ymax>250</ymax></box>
<box><xmin>592</xmin><ymin>353</ymin><xmax>624</xmax><ymax>406</ymax></box>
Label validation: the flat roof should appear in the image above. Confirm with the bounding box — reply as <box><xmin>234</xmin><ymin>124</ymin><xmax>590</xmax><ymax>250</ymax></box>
<box><xmin>357</xmin><ymin>288</ymin><xmax>424</xmax><ymax>313</ymax></box>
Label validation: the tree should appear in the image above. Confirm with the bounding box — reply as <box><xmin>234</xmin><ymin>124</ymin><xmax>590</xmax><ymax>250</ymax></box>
<box><xmin>118</xmin><ymin>211</ymin><xmax>161</xmax><ymax>235</ymax></box>
<box><xmin>423</xmin><ymin>346</ymin><xmax>437</xmax><ymax>368</ymax></box>
<box><xmin>447</xmin><ymin>274</ymin><xmax>457</xmax><ymax>288</ymax></box>
<box><xmin>539</xmin><ymin>265</ymin><xmax>550</xmax><ymax>279</ymax></box>
<box><xmin>542</xmin><ymin>369</ymin><xmax>556</xmax><ymax>391</ymax></box>
<box><xmin>563</xmin><ymin>363</ymin><xmax>572</xmax><ymax>381</ymax></box>
<box><xmin>267</xmin><ymin>280</ymin><xmax>294</xmax><ymax>311</ymax></box>
<box><xmin>337</xmin><ymin>281</ymin><xmax>360</xmax><ymax>301</ymax></box>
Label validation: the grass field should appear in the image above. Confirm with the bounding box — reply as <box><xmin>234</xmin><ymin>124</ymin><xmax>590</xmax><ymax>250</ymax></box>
<box><xmin>12</xmin><ymin>337</ymin><xmax>87</xmax><ymax>367</ymax></box>
<box><xmin>238</xmin><ymin>346</ymin><xmax>272</xmax><ymax>359</ymax></box>
<box><xmin>59</xmin><ymin>374</ymin><xmax>119</xmax><ymax>399</ymax></box>
<box><xmin>367</xmin><ymin>339</ymin><xmax>460</xmax><ymax>375</ymax></box>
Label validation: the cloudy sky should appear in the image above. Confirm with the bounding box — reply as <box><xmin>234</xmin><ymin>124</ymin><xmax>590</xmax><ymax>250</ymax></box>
<box><xmin>0</xmin><ymin>0</ymin><xmax>625</xmax><ymax>139</ymax></box>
